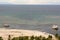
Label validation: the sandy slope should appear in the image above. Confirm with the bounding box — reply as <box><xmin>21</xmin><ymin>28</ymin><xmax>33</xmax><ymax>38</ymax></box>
<box><xmin>0</xmin><ymin>28</ymin><xmax>56</xmax><ymax>40</ymax></box>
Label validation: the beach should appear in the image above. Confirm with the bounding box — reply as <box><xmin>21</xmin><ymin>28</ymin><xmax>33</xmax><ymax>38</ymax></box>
<box><xmin>0</xmin><ymin>28</ymin><xmax>57</xmax><ymax>40</ymax></box>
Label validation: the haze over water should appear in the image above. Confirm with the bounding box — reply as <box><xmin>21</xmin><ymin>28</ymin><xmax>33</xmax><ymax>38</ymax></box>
<box><xmin>0</xmin><ymin>5</ymin><xmax>60</xmax><ymax>34</ymax></box>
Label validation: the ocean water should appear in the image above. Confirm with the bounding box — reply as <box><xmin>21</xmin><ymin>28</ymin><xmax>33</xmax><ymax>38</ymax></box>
<box><xmin>0</xmin><ymin>5</ymin><xmax>60</xmax><ymax>34</ymax></box>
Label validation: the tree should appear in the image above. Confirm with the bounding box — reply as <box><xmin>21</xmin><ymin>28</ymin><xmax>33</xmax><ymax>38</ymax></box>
<box><xmin>55</xmin><ymin>34</ymin><xmax>60</xmax><ymax>40</ymax></box>
<box><xmin>8</xmin><ymin>35</ymin><xmax>11</xmax><ymax>40</ymax></box>
<box><xmin>39</xmin><ymin>36</ymin><xmax>43</xmax><ymax>40</ymax></box>
<box><xmin>55</xmin><ymin>33</ymin><xmax>58</xmax><ymax>38</ymax></box>
<box><xmin>47</xmin><ymin>35</ymin><xmax>52</xmax><ymax>40</ymax></box>
<box><xmin>12</xmin><ymin>37</ymin><xmax>19</xmax><ymax>40</ymax></box>
<box><xmin>19</xmin><ymin>36</ymin><xmax>23</xmax><ymax>40</ymax></box>
<box><xmin>30</xmin><ymin>36</ymin><xmax>34</xmax><ymax>40</ymax></box>
<box><xmin>12</xmin><ymin>37</ymin><xmax>16</xmax><ymax>40</ymax></box>
<box><xmin>0</xmin><ymin>37</ymin><xmax>3</xmax><ymax>40</ymax></box>
<box><xmin>35</xmin><ymin>36</ymin><xmax>41</xmax><ymax>40</ymax></box>
<box><xmin>23</xmin><ymin>36</ymin><xmax>29</xmax><ymax>40</ymax></box>
<box><xmin>48</xmin><ymin>35</ymin><xmax>52</xmax><ymax>38</ymax></box>
<box><xmin>58</xmin><ymin>36</ymin><xmax>60</xmax><ymax>40</ymax></box>
<box><xmin>42</xmin><ymin>37</ymin><xmax>47</xmax><ymax>40</ymax></box>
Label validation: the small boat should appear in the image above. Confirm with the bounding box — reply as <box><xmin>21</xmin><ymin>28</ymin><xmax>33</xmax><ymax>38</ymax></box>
<box><xmin>3</xmin><ymin>24</ymin><xmax>10</xmax><ymax>28</ymax></box>
<box><xmin>52</xmin><ymin>25</ymin><xmax>58</xmax><ymax>30</ymax></box>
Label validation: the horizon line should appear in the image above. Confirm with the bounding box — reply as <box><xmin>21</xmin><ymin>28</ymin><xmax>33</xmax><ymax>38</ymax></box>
<box><xmin>0</xmin><ymin>4</ymin><xmax>60</xmax><ymax>5</ymax></box>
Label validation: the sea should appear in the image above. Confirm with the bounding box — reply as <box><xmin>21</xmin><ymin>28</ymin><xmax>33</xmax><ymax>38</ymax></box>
<box><xmin>0</xmin><ymin>4</ymin><xmax>60</xmax><ymax>34</ymax></box>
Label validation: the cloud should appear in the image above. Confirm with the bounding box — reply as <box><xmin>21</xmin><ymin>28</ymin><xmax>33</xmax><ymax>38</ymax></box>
<box><xmin>9</xmin><ymin>0</ymin><xmax>17</xmax><ymax>3</ymax></box>
<box><xmin>7</xmin><ymin>0</ymin><xmax>60</xmax><ymax>4</ymax></box>
<box><xmin>0</xmin><ymin>0</ymin><xmax>60</xmax><ymax>4</ymax></box>
<box><xmin>9</xmin><ymin>0</ymin><xmax>16</xmax><ymax>2</ymax></box>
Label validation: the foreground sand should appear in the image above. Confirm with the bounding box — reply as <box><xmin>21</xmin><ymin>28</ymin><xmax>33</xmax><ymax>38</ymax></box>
<box><xmin>0</xmin><ymin>28</ymin><xmax>56</xmax><ymax>40</ymax></box>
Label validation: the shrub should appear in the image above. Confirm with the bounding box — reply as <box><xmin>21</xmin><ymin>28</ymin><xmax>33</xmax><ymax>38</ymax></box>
<box><xmin>0</xmin><ymin>37</ymin><xmax>3</xmax><ymax>40</ymax></box>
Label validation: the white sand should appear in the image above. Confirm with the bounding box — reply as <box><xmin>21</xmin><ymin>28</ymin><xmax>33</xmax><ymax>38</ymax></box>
<box><xmin>0</xmin><ymin>28</ymin><xmax>56</xmax><ymax>40</ymax></box>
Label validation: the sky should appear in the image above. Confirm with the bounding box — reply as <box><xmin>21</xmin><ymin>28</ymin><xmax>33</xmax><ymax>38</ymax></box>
<box><xmin>0</xmin><ymin>0</ymin><xmax>60</xmax><ymax>4</ymax></box>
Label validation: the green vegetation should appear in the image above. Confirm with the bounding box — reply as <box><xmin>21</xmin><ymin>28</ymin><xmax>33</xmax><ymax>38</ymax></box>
<box><xmin>11</xmin><ymin>35</ymin><xmax>53</xmax><ymax>40</ymax></box>
<box><xmin>0</xmin><ymin>34</ymin><xmax>60</xmax><ymax>40</ymax></box>
<box><xmin>11</xmin><ymin>34</ymin><xmax>60</xmax><ymax>40</ymax></box>
<box><xmin>55</xmin><ymin>34</ymin><xmax>60</xmax><ymax>40</ymax></box>
<box><xmin>47</xmin><ymin>35</ymin><xmax>52</xmax><ymax>40</ymax></box>
<box><xmin>12</xmin><ymin>37</ymin><xmax>19</xmax><ymax>40</ymax></box>
<box><xmin>8</xmin><ymin>35</ymin><xmax>11</xmax><ymax>40</ymax></box>
<box><xmin>0</xmin><ymin>37</ymin><xmax>3</xmax><ymax>40</ymax></box>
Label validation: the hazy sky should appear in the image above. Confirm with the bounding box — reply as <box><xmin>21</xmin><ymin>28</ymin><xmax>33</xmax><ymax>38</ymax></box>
<box><xmin>0</xmin><ymin>0</ymin><xmax>60</xmax><ymax>4</ymax></box>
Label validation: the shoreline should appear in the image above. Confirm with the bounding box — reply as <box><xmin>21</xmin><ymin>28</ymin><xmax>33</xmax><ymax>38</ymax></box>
<box><xmin>0</xmin><ymin>28</ymin><xmax>56</xmax><ymax>40</ymax></box>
